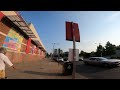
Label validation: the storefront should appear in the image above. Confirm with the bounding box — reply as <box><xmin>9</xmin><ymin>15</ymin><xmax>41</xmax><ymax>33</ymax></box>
<box><xmin>0</xmin><ymin>11</ymin><xmax>46</xmax><ymax>63</ymax></box>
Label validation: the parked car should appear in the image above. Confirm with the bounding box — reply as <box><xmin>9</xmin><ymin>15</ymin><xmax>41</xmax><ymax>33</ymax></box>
<box><xmin>63</xmin><ymin>57</ymin><xmax>68</xmax><ymax>61</ymax></box>
<box><xmin>57</xmin><ymin>57</ymin><xmax>64</xmax><ymax>62</ymax></box>
<box><xmin>79</xmin><ymin>57</ymin><xmax>83</xmax><ymax>61</ymax></box>
<box><xmin>83</xmin><ymin>57</ymin><xmax>120</xmax><ymax>67</ymax></box>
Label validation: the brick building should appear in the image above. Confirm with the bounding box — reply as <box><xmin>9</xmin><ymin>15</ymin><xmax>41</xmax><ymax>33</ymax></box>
<box><xmin>0</xmin><ymin>11</ymin><xmax>46</xmax><ymax>63</ymax></box>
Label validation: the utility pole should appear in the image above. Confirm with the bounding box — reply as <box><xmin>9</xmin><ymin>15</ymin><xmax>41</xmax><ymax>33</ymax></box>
<box><xmin>72</xmin><ymin>22</ymin><xmax>76</xmax><ymax>79</ymax></box>
<box><xmin>66</xmin><ymin>21</ymin><xmax>80</xmax><ymax>79</ymax></box>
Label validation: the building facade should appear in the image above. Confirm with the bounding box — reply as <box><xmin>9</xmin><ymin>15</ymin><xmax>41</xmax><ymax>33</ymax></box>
<box><xmin>0</xmin><ymin>11</ymin><xmax>46</xmax><ymax>63</ymax></box>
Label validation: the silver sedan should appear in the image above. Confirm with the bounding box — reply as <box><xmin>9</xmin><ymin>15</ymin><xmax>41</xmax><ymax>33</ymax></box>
<box><xmin>83</xmin><ymin>57</ymin><xmax>120</xmax><ymax>67</ymax></box>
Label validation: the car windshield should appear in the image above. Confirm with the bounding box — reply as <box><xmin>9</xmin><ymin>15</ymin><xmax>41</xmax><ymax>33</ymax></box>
<box><xmin>97</xmin><ymin>57</ymin><xmax>108</xmax><ymax>61</ymax></box>
<box><xmin>89</xmin><ymin>57</ymin><xmax>108</xmax><ymax>61</ymax></box>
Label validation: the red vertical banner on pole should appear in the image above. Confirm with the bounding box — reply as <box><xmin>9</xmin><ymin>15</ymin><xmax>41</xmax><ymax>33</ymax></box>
<box><xmin>66</xmin><ymin>21</ymin><xmax>80</xmax><ymax>42</ymax></box>
<box><xmin>66</xmin><ymin>22</ymin><xmax>73</xmax><ymax>41</ymax></box>
<box><xmin>0</xmin><ymin>12</ymin><xmax>4</xmax><ymax>21</ymax></box>
<box><xmin>73</xmin><ymin>23</ymin><xmax>80</xmax><ymax>42</ymax></box>
<box><xmin>66</xmin><ymin>21</ymin><xmax>80</xmax><ymax>79</ymax></box>
<box><xmin>25</xmin><ymin>38</ymin><xmax>31</xmax><ymax>54</ymax></box>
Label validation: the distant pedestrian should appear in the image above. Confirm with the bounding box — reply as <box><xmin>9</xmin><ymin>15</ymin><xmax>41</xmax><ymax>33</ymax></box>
<box><xmin>0</xmin><ymin>47</ymin><xmax>16</xmax><ymax>79</ymax></box>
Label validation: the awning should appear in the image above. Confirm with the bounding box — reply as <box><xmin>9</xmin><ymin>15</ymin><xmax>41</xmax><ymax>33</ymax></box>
<box><xmin>32</xmin><ymin>39</ymin><xmax>43</xmax><ymax>48</ymax></box>
<box><xmin>4</xmin><ymin>14</ymin><xmax>46</xmax><ymax>52</ymax></box>
<box><xmin>5</xmin><ymin>15</ymin><xmax>36</xmax><ymax>38</ymax></box>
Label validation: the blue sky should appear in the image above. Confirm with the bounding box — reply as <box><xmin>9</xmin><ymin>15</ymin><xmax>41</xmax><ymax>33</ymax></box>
<box><xmin>19</xmin><ymin>11</ymin><xmax>120</xmax><ymax>54</ymax></box>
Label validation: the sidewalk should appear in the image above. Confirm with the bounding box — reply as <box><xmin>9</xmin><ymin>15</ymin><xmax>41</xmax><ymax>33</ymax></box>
<box><xmin>6</xmin><ymin>58</ymin><xmax>88</xmax><ymax>79</ymax></box>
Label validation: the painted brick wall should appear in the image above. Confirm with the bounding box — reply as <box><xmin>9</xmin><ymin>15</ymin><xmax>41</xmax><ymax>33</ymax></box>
<box><xmin>30</xmin><ymin>43</ymin><xmax>34</xmax><ymax>47</ymax></box>
<box><xmin>0</xmin><ymin>20</ymin><xmax>11</xmax><ymax>35</ymax></box>
<box><xmin>21</xmin><ymin>44</ymin><xmax>26</xmax><ymax>52</ymax></box>
<box><xmin>0</xmin><ymin>35</ymin><xmax>6</xmax><ymax>47</ymax></box>
<box><xmin>22</xmin><ymin>38</ymin><xmax>27</xmax><ymax>45</ymax></box>
<box><xmin>0</xmin><ymin>18</ymin><xmax>45</xmax><ymax>63</ymax></box>
<box><xmin>6</xmin><ymin>52</ymin><xmax>43</xmax><ymax>63</ymax></box>
<box><xmin>0</xmin><ymin>20</ymin><xmax>11</xmax><ymax>47</ymax></box>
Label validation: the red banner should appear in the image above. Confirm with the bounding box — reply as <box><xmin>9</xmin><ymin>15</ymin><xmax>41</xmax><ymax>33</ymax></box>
<box><xmin>66</xmin><ymin>22</ymin><xmax>73</xmax><ymax>41</ymax></box>
<box><xmin>0</xmin><ymin>12</ymin><xmax>4</xmax><ymax>21</ymax></box>
<box><xmin>73</xmin><ymin>23</ymin><xmax>80</xmax><ymax>42</ymax></box>
<box><xmin>66</xmin><ymin>21</ymin><xmax>80</xmax><ymax>42</ymax></box>
<box><xmin>25</xmin><ymin>38</ymin><xmax>31</xmax><ymax>54</ymax></box>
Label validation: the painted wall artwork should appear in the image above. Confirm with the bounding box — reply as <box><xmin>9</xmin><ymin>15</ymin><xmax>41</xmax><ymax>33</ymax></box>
<box><xmin>3</xmin><ymin>28</ymin><xmax>23</xmax><ymax>52</ymax></box>
<box><xmin>31</xmin><ymin>45</ymin><xmax>37</xmax><ymax>54</ymax></box>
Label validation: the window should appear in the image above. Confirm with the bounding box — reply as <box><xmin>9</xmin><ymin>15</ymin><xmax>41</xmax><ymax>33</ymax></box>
<box><xmin>89</xmin><ymin>58</ymin><xmax>96</xmax><ymax>60</ymax></box>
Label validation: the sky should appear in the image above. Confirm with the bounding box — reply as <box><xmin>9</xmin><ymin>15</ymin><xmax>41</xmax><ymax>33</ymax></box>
<box><xmin>19</xmin><ymin>11</ymin><xmax>120</xmax><ymax>54</ymax></box>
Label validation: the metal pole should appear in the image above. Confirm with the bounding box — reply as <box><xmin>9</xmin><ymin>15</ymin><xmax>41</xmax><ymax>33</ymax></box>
<box><xmin>72</xmin><ymin>22</ymin><xmax>76</xmax><ymax>79</ymax></box>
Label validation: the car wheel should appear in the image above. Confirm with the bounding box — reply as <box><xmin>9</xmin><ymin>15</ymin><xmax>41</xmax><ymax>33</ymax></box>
<box><xmin>103</xmin><ymin>63</ymin><xmax>109</xmax><ymax>67</ymax></box>
<box><xmin>84</xmin><ymin>62</ymin><xmax>89</xmax><ymax>65</ymax></box>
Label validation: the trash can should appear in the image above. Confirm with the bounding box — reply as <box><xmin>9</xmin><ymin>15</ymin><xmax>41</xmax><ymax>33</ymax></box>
<box><xmin>62</xmin><ymin>61</ymin><xmax>73</xmax><ymax>76</ymax></box>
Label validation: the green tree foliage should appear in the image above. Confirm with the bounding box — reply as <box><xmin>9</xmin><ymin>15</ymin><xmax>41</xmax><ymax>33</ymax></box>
<box><xmin>96</xmin><ymin>45</ymin><xmax>104</xmax><ymax>57</ymax></box>
<box><xmin>90</xmin><ymin>51</ymin><xmax>96</xmax><ymax>57</ymax></box>
<box><xmin>79</xmin><ymin>51</ymin><xmax>91</xmax><ymax>58</ymax></box>
<box><xmin>105</xmin><ymin>41</ymin><xmax>116</xmax><ymax>56</ymax></box>
<box><xmin>79</xmin><ymin>50</ymin><xmax>85</xmax><ymax>56</ymax></box>
<box><xmin>79</xmin><ymin>41</ymin><xmax>117</xmax><ymax>58</ymax></box>
<box><xmin>116</xmin><ymin>45</ymin><xmax>120</xmax><ymax>50</ymax></box>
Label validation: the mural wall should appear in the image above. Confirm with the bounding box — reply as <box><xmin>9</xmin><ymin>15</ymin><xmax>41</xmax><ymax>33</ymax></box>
<box><xmin>30</xmin><ymin>45</ymin><xmax>42</xmax><ymax>55</ymax></box>
<box><xmin>31</xmin><ymin>45</ymin><xmax>37</xmax><ymax>54</ymax></box>
<box><xmin>3</xmin><ymin>28</ymin><xmax>23</xmax><ymax>52</ymax></box>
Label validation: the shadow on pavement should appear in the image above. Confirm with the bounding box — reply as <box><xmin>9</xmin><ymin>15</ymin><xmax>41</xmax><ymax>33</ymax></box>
<box><xmin>24</xmin><ymin>70</ymin><xmax>63</xmax><ymax>76</ymax></box>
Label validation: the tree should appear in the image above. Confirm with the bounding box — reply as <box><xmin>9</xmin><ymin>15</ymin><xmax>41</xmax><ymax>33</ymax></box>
<box><xmin>79</xmin><ymin>50</ymin><xmax>85</xmax><ymax>56</ymax></box>
<box><xmin>96</xmin><ymin>44</ymin><xmax>104</xmax><ymax>57</ymax></box>
<box><xmin>57</xmin><ymin>48</ymin><xmax>64</xmax><ymax>57</ymax></box>
<box><xmin>84</xmin><ymin>52</ymin><xmax>91</xmax><ymax>58</ymax></box>
<box><xmin>90</xmin><ymin>51</ymin><xmax>96</xmax><ymax>57</ymax></box>
<box><xmin>79</xmin><ymin>51</ymin><xmax>91</xmax><ymax>58</ymax></box>
<box><xmin>105</xmin><ymin>41</ymin><xmax>116</xmax><ymax>56</ymax></box>
<box><xmin>46</xmin><ymin>52</ymin><xmax>49</xmax><ymax>58</ymax></box>
<box><xmin>116</xmin><ymin>45</ymin><xmax>120</xmax><ymax>50</ymax></box>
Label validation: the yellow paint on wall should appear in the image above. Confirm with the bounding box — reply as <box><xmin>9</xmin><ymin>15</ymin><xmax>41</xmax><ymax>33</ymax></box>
<box><xmin>7</xmin><ymin>28</ymin><xmax>24</xmax><ymax>52</ymax></box>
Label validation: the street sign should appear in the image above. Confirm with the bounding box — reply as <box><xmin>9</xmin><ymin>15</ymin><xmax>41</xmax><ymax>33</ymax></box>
<box><xmin>66</xmin><ymin>21</ymin><xmax>80</xmax><ymax>42</ymax></box>
<box><xmin>66</xmin><ymin>22</ymin><xmax>73</xmax><ymax>41</ymax></box>
<box><xmin>66</xmin><ymin>21</ymin><xmax>80</xmax><ymax>79</ymax></box>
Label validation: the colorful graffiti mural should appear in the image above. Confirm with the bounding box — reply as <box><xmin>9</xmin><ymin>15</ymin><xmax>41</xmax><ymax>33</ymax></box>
<box><xmin>31</xmin><ymin>45</ymin><xmax>37</xmax><ymax>54</ymax></box>
<box><xmin>3</xmin><ymin>28</ymin><xmax>23</xmax><ymax>52</ymax></box>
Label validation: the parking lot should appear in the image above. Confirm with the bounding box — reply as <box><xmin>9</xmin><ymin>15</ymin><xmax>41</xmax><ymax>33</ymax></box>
<box><xmin>5</xmin><ymin>58</ymin><xmax>120</xmax><ymax>79</ymax></box>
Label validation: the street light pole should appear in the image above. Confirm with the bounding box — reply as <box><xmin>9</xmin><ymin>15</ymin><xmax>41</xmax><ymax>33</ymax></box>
<box><xmin>72</xmin><ymin>22</ymin><xmax>76</xmax><ymax>79</ymax></box>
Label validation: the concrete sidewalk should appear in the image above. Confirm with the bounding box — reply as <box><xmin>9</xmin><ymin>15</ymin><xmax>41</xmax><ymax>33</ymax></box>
<box><xmin>6</xmin><ymin>58</ymin><xmax>88</xmax><ymax>79</ymax></box>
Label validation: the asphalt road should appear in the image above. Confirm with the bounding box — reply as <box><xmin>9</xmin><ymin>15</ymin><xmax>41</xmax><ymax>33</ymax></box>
<box><xmin>76</xmin><ymin>61</ymin><xmax>120</xmax><ymax>79</ymax></box>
